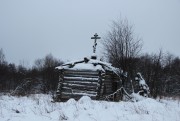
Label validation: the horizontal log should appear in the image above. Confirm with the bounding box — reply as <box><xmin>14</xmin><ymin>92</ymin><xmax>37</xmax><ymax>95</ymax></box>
<box><xmin>63</xmin><ymin>85</ymin><xmax>99</xmax><ymax>92</ymax></box>
<box><xmin>62</xmin><ymin>83</ymin><xmax>99</xmax><ymax>89</ymax></box>
<box><xmin>61</xmin><ymin>92</ymin><xmax>97</xmax><ymax>97</ymax></box>
<box><xmin>62</xmin><ymin>86</ymin><xmax>97</xmax><ymax>91</ymax></box>
<box><xmin>61</xmin><ymin>89</ymin><xmax>97</xmax><ymax>95</ymax></box>
<box><xmin>64</xmin><ymin>80</ymin><xmax>99</xmax><ymax>84</ymax></box>
<box><xmin>63</xmin><ymin>81</ymin><xmax>100</xmax><ymax>86</ymax></box>
<box><xmin>64</xmin><ymin>76</ymin><xmax>99</xmax><ymax>82</ymax></box>
<box><xmin>64</xmin><ymin>73</ymin><xmax>99</xmax><ymax>78</ymax></box>
<box><xmin>63</xmin><ymin>83</ymin><xmax>97</xmax><ymax>88</ymax></box>
<box><xmin>64</xmin><ymin>70</ymin><xmax>100</xmax><ymax>76</ymax></box>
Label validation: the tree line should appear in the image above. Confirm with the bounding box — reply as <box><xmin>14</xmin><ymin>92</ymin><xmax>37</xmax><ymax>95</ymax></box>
<box><xmin>0</xmin><ymin>48</ymin><xmax>63</xmax><ymax>93</ymax></box>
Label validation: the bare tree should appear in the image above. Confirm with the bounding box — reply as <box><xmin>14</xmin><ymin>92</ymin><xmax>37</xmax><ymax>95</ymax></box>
<box><xmin>0</xmin><ymin>48</ymin><xmax>5</xmax><ymax>64</ymax></box>
<box><xmin>34</xmin><ymin>58</ymin><xmax>44</xmax><ymax>71</ymax></box>
<box><xmin>102</xmin><ymin>18</ymin><xmax>142</xmax><ymax>74</ymax></box>
<box><xmin>33</xmin><ymin>54</ymin><xmax>64</xmax><ymax>91</ymax></box>
<box><xmin>150</xmin><ymin>50</ymin><xmax>164</xmax><ymax>97</ymax></box>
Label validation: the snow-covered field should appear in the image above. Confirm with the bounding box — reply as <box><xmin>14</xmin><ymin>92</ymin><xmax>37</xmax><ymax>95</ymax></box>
<box><xmin>0</xmin><ymin>94</ymin><xmax>180</xmax><ymax>121</ymax></box>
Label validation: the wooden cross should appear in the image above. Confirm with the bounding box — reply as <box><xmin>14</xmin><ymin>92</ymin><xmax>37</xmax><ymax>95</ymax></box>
<box><xmin>91</xmin><ymin>33</ymin><xmax>101</xmax><ymax>53</ymax></box>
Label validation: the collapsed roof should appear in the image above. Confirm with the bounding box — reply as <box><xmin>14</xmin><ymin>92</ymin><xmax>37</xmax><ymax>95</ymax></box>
<box><xmin>56</xmin><ymin>57</ymin><xmax>124</xmax><ymax>78</ymax></box>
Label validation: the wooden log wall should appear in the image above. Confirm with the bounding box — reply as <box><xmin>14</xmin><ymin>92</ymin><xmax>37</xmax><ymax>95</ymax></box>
<box><xmin>59</xmin><ymin>70</ymin><xmax>102</xmax><ymax>100</ymax></box>
<box><xmin>56</xmin><ymin>69</ymin><xmax>123</xmax><ymax>101</ymax></box>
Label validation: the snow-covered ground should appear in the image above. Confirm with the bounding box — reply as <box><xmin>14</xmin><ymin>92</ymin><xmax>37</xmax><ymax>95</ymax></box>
<box><xmin>0</xmin><ymin>94</ymin><xmax>180</xmax><ymax>121</ymax></box>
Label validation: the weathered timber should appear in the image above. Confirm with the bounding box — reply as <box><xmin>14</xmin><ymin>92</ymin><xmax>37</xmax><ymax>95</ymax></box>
<box><xmin>55</xmin><ymin>69</ymin><xmax>102</xmax><ymax>101</ymax></box>
<box><xmin>64</xmin><ymin>74</ymin><xmax>99</xmax><ymax>78</ymax></box>
<box><xmin>62</xmin><ymin>84</ymin><xmax>97</xmax><ymax>89</ymax></box>
<box><xmin>62</xmin><ymin>92</ymin><xmax>97</xmax><ymax>97</ymax></box>
<box><xmin>63</xmin><ymin>70</ymin><xmax>100</xmax><ymax>76</ymax></box>
<box><xmin>61</xmin><ymin>88</ymin><xmax>97</xmax><ymax>95</ymax></box>
<box><xmin>62</xmin><ymin>86</ymin><xmax>97</xmax><ymax>91</ymax></box>
<box><xmin>65</xmin><ymin>80</ymin><xmax>99</xmax><ymax>86</ymax></box>
<box><xmin>63</xmin><ymin>80</ymin><xmax>99</xmax><ymax>86</ymax></box>
<box><xmin>64</xmin><ymin>76</ymin><xmax>99</xmax><ymax>82</ymax></box>
<box><xmin>63</xmin><ymin>82</ymin><xmax>97</xmax><ymax>88</ymax></box>
<box><xmin>55</xmin><ymin>58</ymin><xmax>123</xmax><ymax>101</ymax></box>
<box><xmin>62</xmin><ymin>83</ymin><xmax>97</xmax><ymax>89</ymax></box>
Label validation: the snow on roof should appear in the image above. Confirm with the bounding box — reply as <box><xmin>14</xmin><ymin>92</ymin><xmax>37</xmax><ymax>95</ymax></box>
<box><xmin>56</xmin><ymin>57</ymin><xmax>123</xmax><ymax>77</ymax></box>
<box><xmin>64</xmin><ymin>62</ymin><xmax>105</xmax><ymax>72</ymax></box>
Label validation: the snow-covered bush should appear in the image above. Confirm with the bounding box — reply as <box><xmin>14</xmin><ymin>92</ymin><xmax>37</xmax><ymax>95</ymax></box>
<box><xmin>135</xmin><ymin>72</ymin><xmax>150</xmax><ymax>97</ymax></box>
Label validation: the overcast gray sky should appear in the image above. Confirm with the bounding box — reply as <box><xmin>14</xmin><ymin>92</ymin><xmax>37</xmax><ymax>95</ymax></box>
<box><xmin>0</xmin><ymin>0</ymin><xmax>180</xmax><ymax>66</ymax></box>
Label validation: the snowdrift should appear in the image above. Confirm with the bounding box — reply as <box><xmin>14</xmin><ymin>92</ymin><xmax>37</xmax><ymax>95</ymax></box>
<box><xmin>0</xmin><ymin>94</ymin><xmax>179</xmax><ymax>121</ymax></box>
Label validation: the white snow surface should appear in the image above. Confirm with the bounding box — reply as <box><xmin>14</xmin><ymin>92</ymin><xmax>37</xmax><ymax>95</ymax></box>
<box><xmin>56</xmin><ymin>59</ymin><xmax>105</xmax><ymax>71</ymax></box>
<box><xmin>72</xmin><ymin>63</ymin><xmax>104</xmax><ymax>71</ymax></box>
<box><xmin>0</xmin><ymin>94</ymin><xmax>180</xmax><ymax>121</ymax></box>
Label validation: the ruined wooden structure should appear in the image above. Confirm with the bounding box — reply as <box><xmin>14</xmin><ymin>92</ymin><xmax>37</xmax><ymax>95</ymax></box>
<box><xmin>55</xmin><ymin>57</ymin><xmax>125</xmax><ymax>101</ymax></box>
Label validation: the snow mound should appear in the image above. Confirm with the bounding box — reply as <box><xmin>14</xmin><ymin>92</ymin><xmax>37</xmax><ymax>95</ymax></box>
<box><xmin>131</xmin><ymin>93</ymin><xmax>146</xmax><ymax>101</ymax></box>
<box><xmin>66</xmin><ymin>98</ymin><xmax>76</xmax><ymax>105</ymax></box>
<box><xmin>78</xmin><ymin>96</ymin><xmax>92</xmax><ymax>104</ymax></box>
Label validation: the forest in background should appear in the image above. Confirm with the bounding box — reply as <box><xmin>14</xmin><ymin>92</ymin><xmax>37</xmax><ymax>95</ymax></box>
<box><xmin>0</xmin><ymin>48</ymin><xmax>180</xmax><ymax>98</ymax></box>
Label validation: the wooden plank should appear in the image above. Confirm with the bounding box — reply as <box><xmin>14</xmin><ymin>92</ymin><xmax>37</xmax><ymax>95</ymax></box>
<box><xmin>63</xmin><ymin>84</ymin><xmax>97</xmax><ymax>89</ymax></box>
<box><xmin>64</xmin><ymin>70</ymin><xmax>99</xmax><ymax>74</ymax></box>
<box><xmin>64</xmin><ymin>76</ymin><xmax>99</xmax><ymax>82</ymax></box>
<box><xmin>62</xmin><ymin>83</ymin><xmax>99</xmax><ymax>89</ymax></box>
<box><xmin>61</xmin><ymin>92</ymin><xmax>97</xmax><ymax>97</ymax></box>
<box><xmin>64</xmin><ymin>70</ymin><xmax>99</xmax><ymax>76</ymax></box>
<box><xmin>63</xmin><ymin>81</ymin><xmax>100</xmax><ymax>86</ymax></box>
<box><xmin>63</xmin><ymin>83</ymin><xmax>97</xmax><ymax>88</ymax></box>
<box><xmin>64</xmin><ymin>73</ymin><xmax>99</xmax><ymax>78</ymax></box>
<box><xmin>62</xmin><ymin>86</ymin><xmax>97</xmax><ymax>91</ymax></box>
<box><xmin>64</xmin><ymin>79</ymin><xmax>99</xmax><ymax>83</ymax></box>
<box><xmin>61</xmin><ymin>89</ymin><xmax>97</xmax><ymax>95</ymax></box>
